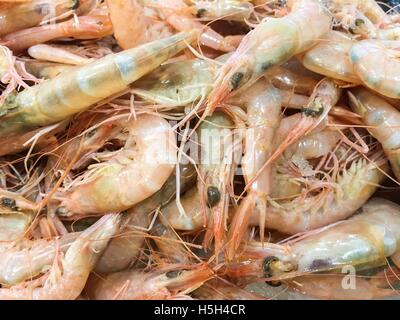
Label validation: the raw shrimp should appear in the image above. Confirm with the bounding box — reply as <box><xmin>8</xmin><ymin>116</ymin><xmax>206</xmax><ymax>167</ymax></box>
<box><xmin>0</xmin><ymin>232</ymin><xmax>79</xmax><ymax>285</ymax></box>
<box><xmin>2</xmin><ymin>12</ymin><xmax>113</xmax><ymax>53</ymax></box>
<box><xmin>85</xmin><ymin>263</ymin><xmax>214</xmax><ymax>300</ymax></box>
<box><xmin>28</xmin><ymin>44</ymin><xmax>93</xmax><ymax>66</ymax></box>
<box><xmin>349</xmin><ymin>88</ymin><xmax>400</xmax><ymax>181</ymax></box>
<box><xmin>350</xmin><ymin>40</ymin><xmax>400</xmax><ymax>99</ymax></box>
<box><xmin>227</xmin><ymin>79</ymin><xmax>281</xmax><ymax>260</ymax></box>
<box><xmin>95</xmin><ymin>163</ymin><xmax>197</xmax><ymax>273</ymax></box>
<box><xmin>206</xmin><ymin>0</ymin><xmax>331</xmax><ymax>113</ymax></box>
<box><xmin>193</xmin><ymin>0</ymin><xmax>254</xmax><ymax>22</ymax></box>
<box><xmin>289</xmin><ymin>266</ymin><xmax>400</xmax><ymax>300</ymax></box>
<box><xmin>59</xmin><ymin>114</ymin><xmax>176</xmax><ymax>215</ymax></box>
<box><xmin>301</xmin><ymin>31</ymin><xmax>360</xmax><ymax>84</ymax></box>
<box><xmin>106</xmin><ymin>0</ymin><xmax>173</xmax><ymax>49</ymax></box>
<box><xmin>250</xmin><ymin>147</ymin><xmax>387</xmax><ymax>235</ymax></box>
<box><xmin>0</xmin><ymin>214</ymin><xmax>120</xmax><ymax>300</ymax></box>
<box><xmin>197</xmin><ymin>111</ymin><xmax>237</xmax><ymax>254</ymax></box>
<box><xmin>0</xmin><ymin>0</ymin><xmax>90</xmax><ymax>37</ymax></box>
<box><xmin>0</xmin><ymin>31</ymin><xmax>197</xmax><ymax>138</ymax></box>
<box><xmin>232</xmin><ymin>198</ymin><xmax>400</xmax><ymax>283</ymax></box>
<box><xmin>154</xmin><ymin>0</ymin><xmax>242</xmax><ymax>52</ymax></box>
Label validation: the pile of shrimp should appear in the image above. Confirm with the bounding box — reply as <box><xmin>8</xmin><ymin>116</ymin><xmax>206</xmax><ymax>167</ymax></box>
<box><xmin>1</xmin><ymin>0</ymin><xmax>400</xmax><ymax>300</ymax></box>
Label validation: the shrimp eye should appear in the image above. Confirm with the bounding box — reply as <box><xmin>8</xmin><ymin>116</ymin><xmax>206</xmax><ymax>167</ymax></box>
<box><xmin>262</xmin><ymin>256</ymin><xmax>279</xmax><ymax>278</ymax></box>
<box><xmin>166</xmin><ymin>270</ymin><xmax>182</xmax><ymax>278</ymax></box>
<box><xmin>355</xmin><ymin>18</ymin><xmax>365</xmax><ymax>27</ymax></box>
<box><xmin>302</xmin><ymin>100</ymin><xmax>324</xmax><ymax>117</ymax></box>
<box><xmin>230</xmin><ymin>72</ymin><xmax>244</xmax><ymax>91</ymax></box>
<box><xmin>56</xmin><ymin>207</ymin><xmax>68</xmax><ymax>216</ymax></box>
<box><xmin>196</xmin><ymin>8</ymin><xmax>207</xmax><ymax>18</ymax></box>
<box><xmin>71</xmin><ymin>0</ymin><xmax>80</xmax><ymax>10</ymax></box>
<box><xmin>266</xmin><ymin>280</ymin><xmax>282</xmax><ymax>287</ymax></box>
<box><xmin>2</xmin><ymin>198</ymin><xmax>16</xmax><ymax>210</ymax></box>
<box><xmin>207</xmin><ymin>186</ymin><xmax>221</xmax><ymax>207</ymax></box>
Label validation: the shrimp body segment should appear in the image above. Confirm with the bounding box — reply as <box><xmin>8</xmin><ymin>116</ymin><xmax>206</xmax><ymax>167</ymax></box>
<box><xmin>61</xmin><ymin>114</ymin><xmax>177</xmax><ymax>215</ymax></box>
<box><xmin>0</xmin><ymin>214</ymin><xmax>120</xmax><ymax>300</ymax></box>
<box><xmin>351</xmin><ymin>40</ymin><xmax>400</xmax><ymax>99</ymax></box>
<box><xmin>233</xmin><ymin>198</ymin><xmax>400</xmax><ymax>282</ymax></box>
<box><xmin>349</xmin><ymin>88</ymin><xmax>400</xmax><ymax>181</ymax></box>
<box><xmin>207</xmin><ymin>0</ymin><xmax>331</xmax><ymax>112</ymax></box>
<box><xmin>0</xmin><ymin>31</ymin><xmax>197</xmax><ymax>138</ymax></box>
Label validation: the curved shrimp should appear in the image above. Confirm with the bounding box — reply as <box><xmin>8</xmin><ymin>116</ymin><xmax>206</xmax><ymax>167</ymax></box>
<box><xmin>106</xmin><ymin>0</ymin><xmax>173</xmax><ymax>50</ymax></box>
<box><xmin>349</xmin><ymin>88</ymin><xmax>400</xmax><ymax>181</ymax></box>
<box><xmin>206</xmin><ymin>0</ymin><xmax>331</xmax><ymax>114</ymax></box>
<box><xmin>227</xmin><ymin>198</ymin><xmax>400</xmax><ymax>282</ymax></box>
<box><xmin>95</xmin><ymin>163</ymin><xmax>197</xmax><ymax>273</ymax></box>
<box><xmin>154</xmin><ymin>0</ymin><xmax>242</xmax><ymax>52</ymax></box>
<box><xmin>0</xmin><ymin>31</ymin><xmax>197</xmax><ymax>138</ymax></box>
<box><xmin>227</xmin><ymin>79</ymin><xmax>281</xmax><ymax>260</ymax></box>
<box><xmin>85</xmin><ymin>263</ymin><xmax>214</xmax><ymax>300</ymax></box>
<box><xmin>58</xmin><ymin>114</ymin><xmax>176</xmax><ymax>215</ymax></box>
<box><xmin>0</xmin><ymin>214</ymin><xmax>120</xmax><ymax>300</ymax></box>
<box><xmin>0</xmin><ymin>232</ymin><xmax>79</xmax><ymax>285</ymax></box>
<box><xmin>193</xmin><ymin>0</ymin><xmax>254</xmax><ymax>22</ymax></box>
<box><xmin>350</xmin><ymin>40</ymin><xmax>400</xmax><ymax>99</ymax></box>
<box><xmin>2</xmin><ymin>10</ymin><xmax>113</xmax><ymax>53</ymax></box>
<box><xmin>0</xmin><ymin>0</ymin><xmax>92</xmax><ymax>37</ymax></box>
<box><xmin>301</xmin><ymin>30</ymin><xmax>360</xmax><ymax>84</ymax></box>
<box><xmin>289</xmin><ymin>266</ymin><xmax>400</xmax><ymax>300</ymax></box>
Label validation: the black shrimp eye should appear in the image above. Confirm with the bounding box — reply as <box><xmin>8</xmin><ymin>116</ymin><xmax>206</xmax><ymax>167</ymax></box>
<box><xmin>166</xmin><ymin>270</ymin><xmax>182</xmax><ymax>279</ymax></box>
<box><xmin>265</xmin><ymin>280</ymin><xmax>282</xmax><ymax>287</ymax></box>
<box><xmin>71</xmin><ymin>0</ymin><xmax>80</xmax><ymax>10</ymax></box>
<box><xmin>207</xmin><ymin>186</ymin><xmax>221</xmax><ymax>207</ymax></box>
<box><xmin>196</xmin><ymin>8</ymin><xmax>207</xmax><ymax>18</ymax></box>
<box><xmin>2</xmin><ymin>198</ymin><xmax>16</xmax><ymax>210</ymax></box>
<box><xmin>262</xmin><ymin>256</ymin><xmax>279</xmax><ymax>278</ymax></box>
<box><xmin>230</xmin><ymin>72</ymin><xmax>244</xmax><ymax>91</ymax></box>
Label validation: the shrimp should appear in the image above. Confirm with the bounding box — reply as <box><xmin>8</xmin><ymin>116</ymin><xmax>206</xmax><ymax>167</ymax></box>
<box><xmin>193</xmin><ymin>0</ymin><xmax>254</xmax><ymax>22</ymax></box>
<box><xmin>106</xmin><ymin>0</ymin><xmax>173</xmax><ymax>50</ymax></box>
<box><xmin>0</xmin><ymin>31</ymin><xmax>197</xmax><ymax>138</ymax></box>
<box><xmin>350</xmin><ymin>40</ymin><xmax>400</xmax><ymax>99</ymax></box>
<box><xmin>301</xmin><ymin>31</ymin><xmax>360</xmax><ymax>84</ymax></box>
<box><xmin>85</xmin><ymin>263</ymin><xmax>214</xmax><ymax>300</ymax></box>
<box><xmin>0</xmin><ymin>0</ymin><xmax>91</xmax><ymax>37</ymax></box>
<box><xmin>206</xmin><ymin>0</ymin><xmax>331</xmax><ymax>114</ymax></box>
<box><xmin>349</xmin><ymin>88</ymin><xmax>400</xmax><ymax>181</ymax></box>
<box><xmin>2</xmin><ymin>12</ymin><xmax>113</xmax><ymax>53</ymax></box>
<box><xmin>0</xmin><ymin>214</ymin><xmax>120</xmax><ymax>300</ymax></box>
<box><xmin>227</xmin><ymin>79</ymin><xmax>281</xmax><ymax>260</ymax></box>
<box><xmin>59</xmin><ymin>114</ymin><xmax>176</xmax><ymax>215</ymax></box>
<box><xmin>28</xmin><ymin>44</ymin><xmax>94</xmax><ymax>66</ymax></box>
<box><xmin>289</xmin><ymin>266</ymin><xmax>400</xmax><ymax>300</ymax></box>
<box><xmin>197</xmin><ymin>111</ymin><xmax>237</xmax><ymax>254</ymax></box>
<box><xmin>228</xmin><ymin>198</ymin><xmax>400</xmax><ymax>283</ymax></box>
<box><xmin>95</xmin><ymin>163</ymin><xmax>197</xmax><ymax>273</ymax></box>
<box><xmin>153</xmin><ymin>0</ymin><xmax>242</xmax><ymax>52</ymax></box>
<box><xmin>0</xmin><ymin>232</ymin><xmax>79</xmax><ymax>285</ymax></box>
